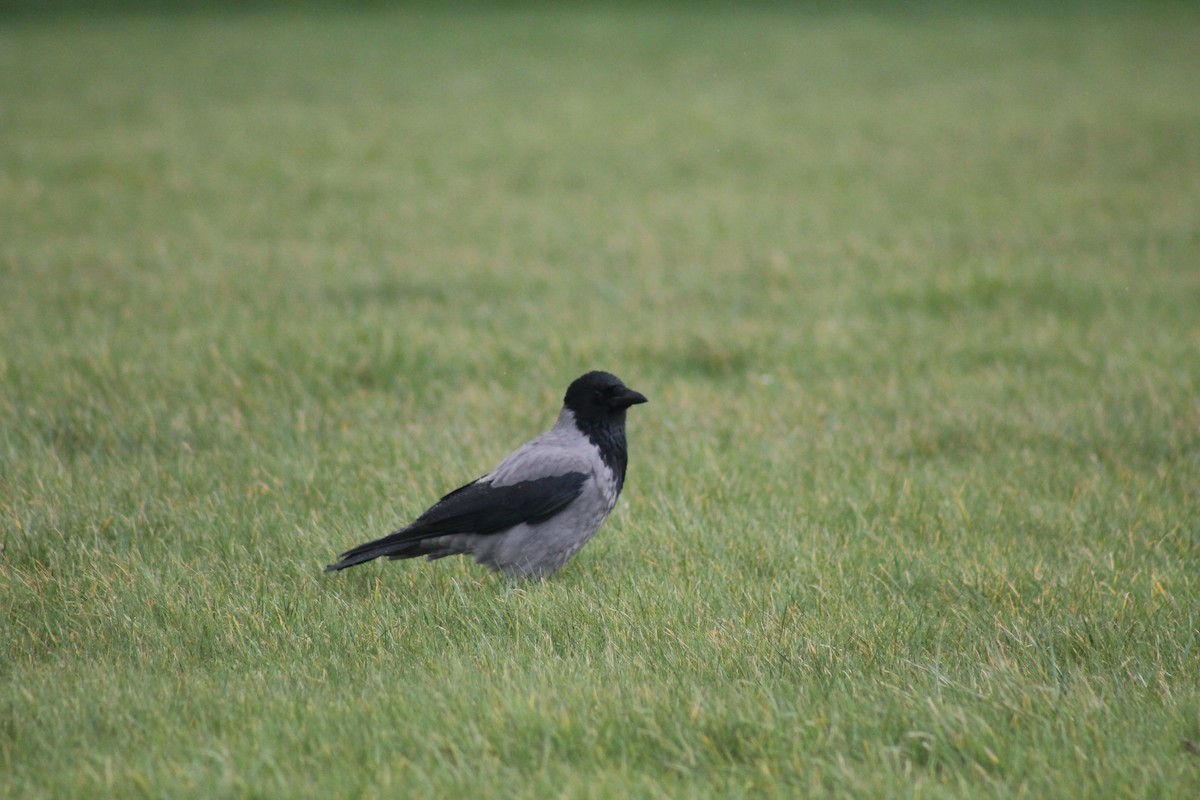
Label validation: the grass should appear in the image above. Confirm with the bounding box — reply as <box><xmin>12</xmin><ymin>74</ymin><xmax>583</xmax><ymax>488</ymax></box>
<box><xmin>2</xmin><ymin>2</ymin><xmax>1199</xmax><ymax>797</ymax></box>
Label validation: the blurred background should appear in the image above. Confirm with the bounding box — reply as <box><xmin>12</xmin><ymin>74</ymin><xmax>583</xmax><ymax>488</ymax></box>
<box><xmin>3</xmin><ymin>1</ymin><xmax>1198</xmax><ymax>796</ymax></box>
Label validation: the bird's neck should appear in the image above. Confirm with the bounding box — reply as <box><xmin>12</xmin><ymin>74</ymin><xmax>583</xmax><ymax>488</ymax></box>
<box><xmin>558</xmin><ymin>408</ymin><xmax>629</xmax><ymax>494</ymax></box>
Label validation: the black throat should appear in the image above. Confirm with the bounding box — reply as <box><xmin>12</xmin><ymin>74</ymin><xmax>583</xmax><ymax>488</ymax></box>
<box><xmin>573</xmin><ymin>412</ymin><xmax>630</xmax><ymax>495</ymax></box>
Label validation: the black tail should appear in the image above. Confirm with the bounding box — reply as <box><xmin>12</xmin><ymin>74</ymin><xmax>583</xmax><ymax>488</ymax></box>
<box><xmin>323</xmin><ymin>547</ymin><xmax>389</xmax><ymax>572</ymax></box>
<box><xmin>324</xmin><ymin>528</ymin><xmax>453</xmax><ymax>572</ymax></box>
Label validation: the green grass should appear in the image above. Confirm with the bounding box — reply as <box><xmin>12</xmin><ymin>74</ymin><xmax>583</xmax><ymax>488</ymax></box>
<box><xmin>2</xmin><ymin>2</ymin><xmax>1199</xmax><ymax>797</ymax></box>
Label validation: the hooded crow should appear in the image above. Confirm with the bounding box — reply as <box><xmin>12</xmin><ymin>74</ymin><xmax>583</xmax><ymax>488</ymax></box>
<box><xmin>325</xmin><ymin>370</ymin><xmax>647</xmax><ymax>580</ymax></box>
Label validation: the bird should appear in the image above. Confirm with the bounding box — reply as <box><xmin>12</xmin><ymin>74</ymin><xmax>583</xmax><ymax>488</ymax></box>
<box><xmin>325</xmin><ymin>370</ymin><xmax>648</xmax><ymax>580</ymax></box>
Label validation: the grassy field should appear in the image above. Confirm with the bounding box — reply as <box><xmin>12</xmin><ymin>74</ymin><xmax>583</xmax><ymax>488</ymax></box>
<box><xmin>2</xmin><ymin>2</ymin><xmax>1199</xmax><ymax>797</ymax></box>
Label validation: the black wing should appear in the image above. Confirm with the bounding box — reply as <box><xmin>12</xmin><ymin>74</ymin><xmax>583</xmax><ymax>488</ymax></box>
<box><xmin>325</xmin><ymin>472</ymin><xmax>588</xmax><ymax>571</ymax></box>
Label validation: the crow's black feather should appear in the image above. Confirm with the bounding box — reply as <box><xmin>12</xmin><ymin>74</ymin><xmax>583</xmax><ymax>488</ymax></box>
<box><xmin>325</xmin><ymin>472</ymin><xmax>587</xmax><ymax>571</ymax></box>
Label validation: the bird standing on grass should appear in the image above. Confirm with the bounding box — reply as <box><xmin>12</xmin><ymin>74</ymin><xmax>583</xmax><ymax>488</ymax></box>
<box><xmin>325</xmin><ymin>371</ymin><xmax>648</xmax><ymax>580</ymax></box>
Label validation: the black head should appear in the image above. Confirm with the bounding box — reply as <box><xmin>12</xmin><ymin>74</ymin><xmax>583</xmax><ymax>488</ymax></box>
<box><xmin>562</xmin><ymin>371</ymin><xmax>647</xmax><ymax>494</ymax></box>
<box><xmin>562</xmin><ymin>371</ymin><xmax>648</xmax><ymax>425</ymax></box>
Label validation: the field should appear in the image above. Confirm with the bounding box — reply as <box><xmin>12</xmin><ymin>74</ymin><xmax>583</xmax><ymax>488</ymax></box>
<box><xmin>2</xmin><ymin>2</ymin><xmax>1199</xmax><ymax>797</ymax></box>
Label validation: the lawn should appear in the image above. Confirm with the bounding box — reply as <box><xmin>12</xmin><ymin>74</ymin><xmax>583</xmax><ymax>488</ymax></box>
<box><xmin>2</xmin><ymin>2</ymin><xmax>1198</xmax><ymax>797</ymax></box>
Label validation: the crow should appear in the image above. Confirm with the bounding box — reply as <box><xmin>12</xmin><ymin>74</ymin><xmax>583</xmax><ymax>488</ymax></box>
<box><xmin>325</xmin><ymin>370</ymin><xmax>647</xmax><ymax>579</ymax></box>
